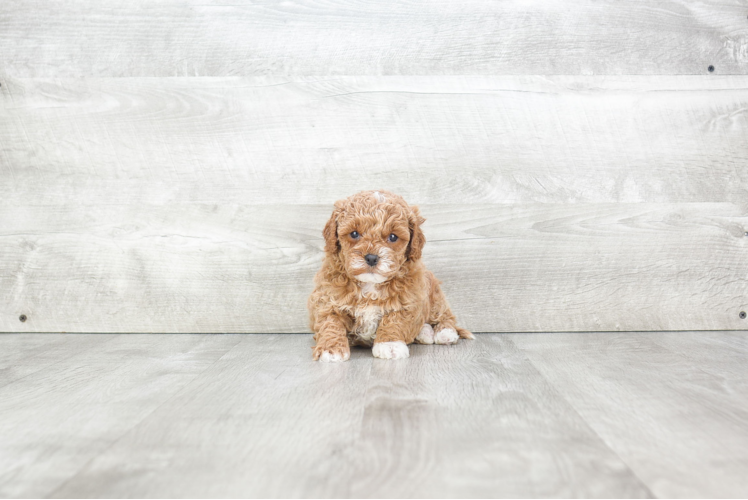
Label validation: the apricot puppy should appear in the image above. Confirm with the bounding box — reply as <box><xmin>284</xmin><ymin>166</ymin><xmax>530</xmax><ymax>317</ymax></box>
<box><xmin>308</xmin><ymin>190</ymin><xmax>473</xmax><ymax>361</ymax></box>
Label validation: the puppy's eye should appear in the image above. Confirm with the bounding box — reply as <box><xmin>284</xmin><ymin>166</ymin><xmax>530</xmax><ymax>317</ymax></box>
<box><xmin>388</xmin><ymin>233</ymin><xmax>398</xmax><ymax>242</ymax></box>
<box><xmin>350</xmin><ymin>231</ymin><xmax>360</xmax><ymax>240</ymax></box>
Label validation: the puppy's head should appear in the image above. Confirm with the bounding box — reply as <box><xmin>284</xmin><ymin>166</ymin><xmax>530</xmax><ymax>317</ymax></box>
<box><xmin>323</xmin><ymin>190</ymin><xmax>425</xmax><ymax>283</ymax></box>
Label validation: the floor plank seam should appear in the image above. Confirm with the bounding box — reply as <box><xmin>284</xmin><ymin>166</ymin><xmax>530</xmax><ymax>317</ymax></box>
<box><xmin>3</xmin><ymin>333</ymin><xmax>745</xmax><ymax>497</ymax></box>
<box><xmin>345</xmin><ymin>352</ymin><xmax>375</xmax><ymax>496</ymax></box>
<box><xmin>512</xmin><ymin>337</ymin><xmax>659</xmax><ymax>499</ymax></box>
<box><xmin>43</xmin><ymin>334</ymin><xmax>247</xmax><ymax>498</ymax></box>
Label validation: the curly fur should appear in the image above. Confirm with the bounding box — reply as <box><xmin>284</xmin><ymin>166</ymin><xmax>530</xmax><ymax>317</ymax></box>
<box><xmin>308</xmin><ymin>190</ymin><xmax>473</xmax><ymax>361</ymax></box>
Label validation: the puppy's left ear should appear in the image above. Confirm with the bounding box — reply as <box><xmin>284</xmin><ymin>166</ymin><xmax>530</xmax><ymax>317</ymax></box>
<box><xmin>407</xmin><ymin>206</ymin><xmax>426</xmax><ymax>261</ymax></box>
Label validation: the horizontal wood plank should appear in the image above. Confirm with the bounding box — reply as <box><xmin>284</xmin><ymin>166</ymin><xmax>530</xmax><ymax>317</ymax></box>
<box><xmin>0</xmin><ymin>0</ymin><xmax>746</xmax><ymax>77</ymax></box>
<box><xmin>1</xmin><ymin>203</ymin><xmax>745</xmax><ymax>333</ymax></box>
<box><xmin>2</xmin><ymin>76</ymin><xmax>746</xmax><ymax>333</ymax></box>
<box><xmin>1</xmin><ymin>76</ymin><xmax>747</xmax><ymax>206</ymax></box>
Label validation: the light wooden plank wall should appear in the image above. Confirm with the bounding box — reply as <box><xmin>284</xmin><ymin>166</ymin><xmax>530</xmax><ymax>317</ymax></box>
<box><xmin>1</xmin><ymin>0</ymin><xmax>747</xmax><ymax>77</ymax></box>
<box><xmin>1</xmin><ymin>1</ymin><xmax>746</xmax><ymax>333</ymax></box>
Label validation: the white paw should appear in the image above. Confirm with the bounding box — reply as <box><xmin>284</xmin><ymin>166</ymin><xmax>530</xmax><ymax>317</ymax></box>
<box><xmin>415</xmin><ymin>324</ymin><xmax>435</xmax><ymax>344</ymax></box>
<box><xmin>319</xmin><ymin>350</ymin><xmax>350</xmax><ymax>362</ymax></box>
<box><xmin>372</xmin><ymin>341</ymin><xmax>410</xmax><ymax>360</ymax></box>
<box><xmin>435</xmin><ymin>327</ymin><xmax>459</xmax><ymax>345</ymax></box>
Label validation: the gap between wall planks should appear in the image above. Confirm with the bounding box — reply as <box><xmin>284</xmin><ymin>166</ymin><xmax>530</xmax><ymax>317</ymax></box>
<box><xmin>1</xmin><ymin>76</ymin><xmax>747</xmax><ymax>333</ymax></box>
<box><xmin>0</xmin><ymin>0</ymin><xmax>746</xmax><ymax>77</ymax></box>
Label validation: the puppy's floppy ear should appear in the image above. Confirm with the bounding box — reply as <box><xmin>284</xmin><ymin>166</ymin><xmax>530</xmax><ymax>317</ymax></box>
<box><xmin>406</xmin><ymin>205</ymin><xmax>426</xmax><ymax>261</ymax></box>
<box><xmin>323</xmin><ymin>202</ymin><xmax>343</xmax><ymax>254</ymax></box>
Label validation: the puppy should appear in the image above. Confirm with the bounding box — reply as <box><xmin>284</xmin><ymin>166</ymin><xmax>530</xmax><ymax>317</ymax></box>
<box><xmin>308</xmin><ymin>190</ymin><xmax>473</xmax><ymax>361</ymax></box>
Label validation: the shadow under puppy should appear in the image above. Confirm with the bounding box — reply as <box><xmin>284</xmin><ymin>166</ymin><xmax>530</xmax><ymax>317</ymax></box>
<box><xmin>308</xmin><ymin>190</ymin><xmax>473</xmax><ymax>361</ymax></box>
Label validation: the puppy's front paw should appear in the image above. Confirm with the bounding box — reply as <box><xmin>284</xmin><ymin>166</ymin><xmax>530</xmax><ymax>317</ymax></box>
<box><xmin>435</xmin><ymin>327</ymin><xmax>459</xmax><ymax>345</ymax></box>
<box><xmin>320</xmin><ymin>350</ymin><xmax>348</xmax><ymax>363</ymax></box>
<box><xmin>372</xmin><ymin>341</ymin><xmax>410</xmax><ymax>360</ymax></box>
<box><xmin>318</xmin><ymin>349</ymin><xmax>350</xmax><ymax>362</ymax></box>
<box><xmin>415</xmin><ymin>324</ymin><xmax>435</xmax><ymax>344</ymax></box>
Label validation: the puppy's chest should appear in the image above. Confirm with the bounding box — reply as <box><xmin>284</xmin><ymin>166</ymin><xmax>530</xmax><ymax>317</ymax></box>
<box><xmin>351</xmin><ymin>306</ymin><xmax>384</xmax><ymax>346</ymax></box>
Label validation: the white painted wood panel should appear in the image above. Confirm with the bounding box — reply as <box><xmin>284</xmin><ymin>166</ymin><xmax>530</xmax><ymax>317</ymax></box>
<box><xmin>1</xmin><ymin>76</ymin><xmax>747</xmax><ymax>206</ymax></box>
<box><xmin>2</xmin><ymin>74</ymin><xmax>746</xmax><ymax>333</ymax></box>
<box><xmin>2</xmin><ymin>203</ymin><xmax>745</xmax><ymax>333</ymax></box>
<box><xmin>0</xmin><ymin>0</ymin><xmax>746</xmax><ymax>77</ymax></box>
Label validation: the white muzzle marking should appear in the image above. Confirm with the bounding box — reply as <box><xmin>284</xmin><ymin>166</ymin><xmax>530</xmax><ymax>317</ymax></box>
<box><xmin>356</xmin><ymin>273</ymin><xmax>387</xmax><ymax>283</ymax></box>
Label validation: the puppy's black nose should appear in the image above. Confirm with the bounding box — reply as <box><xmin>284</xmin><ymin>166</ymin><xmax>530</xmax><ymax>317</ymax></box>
<box><xmin>364</xmin><ymin>254</ymin><xmax>379</xmax><ymax>267</ymax></box>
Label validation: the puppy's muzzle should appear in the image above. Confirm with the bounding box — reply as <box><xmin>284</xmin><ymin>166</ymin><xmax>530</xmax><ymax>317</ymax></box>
<box><xmin>364</xmin><ymin>254</ymin><xmax>379</xmax><ymax>267</ymax></box>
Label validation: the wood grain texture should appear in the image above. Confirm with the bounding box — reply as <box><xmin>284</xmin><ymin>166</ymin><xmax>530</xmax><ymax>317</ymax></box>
<box><xmin>1</xmin><ymin>202</ymin><xmax>746</xmax><ymax>333</ymax></box>
<box><xmin>514</xmin><ymin>331</ymin><xmax>748</xmax><ymax>498</ymax></box>
<box><xmin>1</xmin><ymin>60</ymin><xmax>746</xmax><ymax>335</ymax></box>
<box><xmin>0</xmin><ymin>333</ymin><xmax>113</xmax><ymax>389</ymax></box>
<box><xmin>52</xmin><ymin>334</ymin><xmax>376</xmax><ymax>498</ymax></box>
<box><xmin>0</xmin><ymin>333</ymin><xmax>242</xmax><ymax>498</ymax></box>
<box><xmin>1</xmin><ymin>76</ymin><xmax>747</xmax><ymax>206</ymax></box>
<box><xmin>45</xmin><ymin>334</ymin><xmax>652</xmax><ymax>498</ymax></box>
<box><xmin>0</xmin><ymin>0</ymin><xmax>746</xmax><ymax>77</ymax></box>
<box><xmin>2</xmin><ymin>332</ymin><xmax>746</xmax><ymax>497</ymax></box>
<box><xmin>348</xmin><ymin>335</ymin><xmax>651</xmax><ymax>498</ymax></box>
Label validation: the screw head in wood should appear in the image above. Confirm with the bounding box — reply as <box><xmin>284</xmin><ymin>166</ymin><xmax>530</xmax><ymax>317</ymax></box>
<box><xmin>708</xmin><ymin>65</ymin><xmax>715</xmax><ymax>72</ymax></box>
<box><xmin>19</xmin><ymin>314</ymin><xmax>27</xmax><ymax>322</ymax></box>
<box><xmin>740</xmin><ymin>311</ymin><xmax>747</xmax><ymax>320</ymax></box>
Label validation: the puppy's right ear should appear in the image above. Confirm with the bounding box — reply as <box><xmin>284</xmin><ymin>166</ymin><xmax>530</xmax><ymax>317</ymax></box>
<box><xmin>323</xmin><ymin>203</ymin><xmax>343</xmax><ymax>254</ymax></box>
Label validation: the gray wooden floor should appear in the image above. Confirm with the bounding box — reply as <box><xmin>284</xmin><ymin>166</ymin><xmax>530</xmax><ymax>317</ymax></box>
<box><xmin>1</xmin><ymin>332</ymin><xmax>747</xmax><ymax>498</ymax></box>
